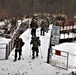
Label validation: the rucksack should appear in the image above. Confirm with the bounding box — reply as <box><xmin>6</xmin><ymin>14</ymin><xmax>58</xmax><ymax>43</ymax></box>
<box><xmin>21</xmin><ymin>41</ymin><xmax>25</xmax><ymax>47</ymax></box>
<box><xmin>33</xmin><ymin>39</ymin><xmax>40</xmax><ymax>47</ymax></box>
<box><xmin>19</xmin><ymin>38</ymin><xmax>25</xmax><ymax>47</ymax></box>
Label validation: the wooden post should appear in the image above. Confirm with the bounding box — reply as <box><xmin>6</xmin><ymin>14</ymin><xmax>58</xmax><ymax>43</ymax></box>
<box><xmin>47</xmin><ymin>31</ymin><xmax>52</xmax><ymax>63</ymax></box>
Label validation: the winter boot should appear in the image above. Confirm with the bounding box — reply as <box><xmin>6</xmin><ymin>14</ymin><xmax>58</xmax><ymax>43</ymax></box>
<box><xmin>36</xmin><ymin>52</ymin><xmax>39</xmax><ymax>57</ymax></box>
<box><xmin>13</xmin><ymin>58</ymin><xmax>17</xmax><ymax>62</ymax></box>
<box><xmin>18</xmin><ymin>56</ymin><xmax>21</xmax><ymax>60</ymax></box>
<box><xmin>32</xmin><ymin>56</ymin><xmax>35</xmax><ymax>59</ymax></box>
<box><xmin>36</xmin><ymin>54</ymin><xmax>39</xmax><ymax>57</ymax></box>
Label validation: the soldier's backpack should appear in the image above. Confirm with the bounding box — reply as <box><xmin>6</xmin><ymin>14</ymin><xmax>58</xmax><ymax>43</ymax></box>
<box><xmin>19</xmin><ymin>38</ymin><xmax>25</xmax><ymax>47</ymax></box>
<box><xmin>21</xmin><ymin>41</ymin><xmax>25</xmax><ymax>47</ymax></box>
<box><xmin>33</xmin><ymin>39</ymin><xmax>40</xmax><ymax>47</ymax></box>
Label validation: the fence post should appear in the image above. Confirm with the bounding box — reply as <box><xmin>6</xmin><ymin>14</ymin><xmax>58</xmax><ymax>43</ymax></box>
<box><xmin>47</xmin><ymin>32</ymin><xmax>52</xmax><ymax>63</ymax></box>
<box><xmin>67</xmin><ymin>52</ymin><xmax>69</xmax><ymax>70</ymax></box>
<box><xmin>47</xmin><ymin>47</ymin><xmax>52</xmax><ymax>63</ymax></box>
<box><xmin>6</xmin><ymin>44</ymin><xmax>8</xmax><ymax>59</ymax></box>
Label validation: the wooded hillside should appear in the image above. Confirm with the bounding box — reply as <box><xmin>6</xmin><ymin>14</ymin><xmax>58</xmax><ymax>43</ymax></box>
<box><xmin>0</xmin><ymin>0</ymin><xmax>76</xmax><ymax>18</ymax></box>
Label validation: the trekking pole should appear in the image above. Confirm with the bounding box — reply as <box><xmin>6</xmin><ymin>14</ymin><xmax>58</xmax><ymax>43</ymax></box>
<box><xmin>27</xmin><ymin>28</ymin><xmax>30</xmax><ymax>39</ymax></box>
<box><xmin>37</xmin><ymin>29</ymin><xmax>40</xmax><ymax>37</ymax></box>
<box><xmin>38</xmin><ymin>29</ymin><xmax>40</xmax><ymax>37</ymax></box>
<box><xmin>45</xmin><ymin>31</ymin><xmax>47</xmax><ymax>37</ymax></box>
<box><xmin>39</xmin><ymin>46</ymin><xmax>43</xmax><ymax>58</ymax></box>
<box><xmin>22</xmin><ymin>54</ymin><xmax>24</xmax><ymax>60</ymax></box>
<box><xmin>12</xmin><ymin>48</ymin><xmax>15</xmax><ymax>56</ymax></box>
<box><xmin>30</xmin><ymin>44</ymin><xmax>32</xmax><ymax>57</ymax></box>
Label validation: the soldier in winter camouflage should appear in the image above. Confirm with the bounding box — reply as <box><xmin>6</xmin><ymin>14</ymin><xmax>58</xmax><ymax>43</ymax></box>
<box><xmin>13</xmin><ymin>36</ymin><xmax>24</xmax><ymax>62</ymax></box>
<box><xmin>40</xmin><ymin>19</ymin><xmax>48</xmax><ymax>36</ymax></box>
<box><xmin>30</xmin><ymin>35</ymin><xmax>41</xmax><ymax>59</ymax></box>
<box><xmin>30</xmin><ymin>18</ymin><xmax>38</xmax><ymax>36</ymax></box>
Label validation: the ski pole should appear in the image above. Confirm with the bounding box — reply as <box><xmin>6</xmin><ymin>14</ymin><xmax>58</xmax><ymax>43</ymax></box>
<box><xmin>27</xmin><ymin>28</ymin><xmax>30</xmax><ymax>39</ymax></box>
<box><xmin>38</xmin><ymin>30</ymin><xmax>40</xmax><ymax>37</ymax></box>
<box><xmin>39</xmin><ymin>46</ymin><xmax>43</xmax><ymax>58</ymax></box>
<box><xmin>30</xmin><ymin>44</ymin><xmax>32</xmax><ymax>57</ymax></box>
<box><xmin>22</xmin><ymin>54</ymin><xmax>24</xmax><ymax>60</ymax></box>
<box><xmin>37</xmin><ymin>29</ymin><xmax>40</xmax><ymax>37</ymax></box>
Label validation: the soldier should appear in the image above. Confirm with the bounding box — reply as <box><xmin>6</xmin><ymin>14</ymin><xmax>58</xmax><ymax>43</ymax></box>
<box><xmin>40</xmin><ymin>19</ymin><xmax>46</xmax><ymax>36</ymax></box>
<box><xmin>30</xmin><ymin>18</ymin><xmax>38</xmax><ymax>36</ymax></box>
<box><xmin>45</xmin><ymin>18</ymin><xmax>50</xmax><ymax>33</ymax></box>
<box><xmin>13</xmin><ymin>36</ymin><xmax>24</xmax><ymax>62</ymax></box>
<box><xmin>11</xmin><ymin>17</ymin><xmax>17</xmax><ymax>29</ymax></box>
<box><xmin>30</xmin><ymin>35</ymin><xmax>41</xmax><ymax>59</ymax></box>
<box><xmin>32</xmin><ymin>14</ymin><xmax>38</xmax><ymax>21</ymax></box>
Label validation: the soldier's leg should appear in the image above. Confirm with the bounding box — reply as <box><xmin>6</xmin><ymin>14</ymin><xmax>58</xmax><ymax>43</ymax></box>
<box><xmin>33</xmin><ymin>29</ymin><xmax>36</xmax><ymax>36</ymax></box>
<box><xmin>40</xmin><ymin>28</ymin><xmax>42</xmax><ymax>35</ymax></box>
<box><xmin>32</xmin><ymin>50</ymin><xmax>35</xmax><ymax>59</ymax></box>
<box><xmin>18</xmin><ymin>50</ymin><xmax>22</xmax><ymax>60</ymax></box>
<box><xmin>46</xmin><ymin>28</ymin><xmax>48</xmax><ymax>33</ymax></box>
<box><xmin>31</xmin><ymin>29</ymin><xmax>33</xmax><ymax>36</ymax></box>
<box><xmin>36</xmin><ymin>48</ymin><xmax>39</xmax><ymax>57</ymax></box>
<box><xmin>43</xmin><ymin>31</ymin><xmax>45</xmax><ymax>36</ymax></box>
<box><xmin>34</xmin><ymin>29</ymin><xmax>36</xmax><ymax>36</ymax></box>
<box><xmin>13</xmin><ymin>49</ymin><xmax>17</xmax><ymax>61</ymax></box>
<box><xmin>32</xmin><ymin>29</ymin><xmax>35</xmax><ymax>36</ymax></box>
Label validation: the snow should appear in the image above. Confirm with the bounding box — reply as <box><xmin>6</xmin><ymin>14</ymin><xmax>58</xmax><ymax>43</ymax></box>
<box><xmin>0</xmin><ymin>37</ymin><xmax>11</xmax><ymax>43</ymax></box>
<box><xmin>0</xmin><ymin>23</ymin><xmax>76</xmax><ymax>75</ymax></box>
<box><xmin>0</xmin><ymin>21</ymin><xmax>5</xmax><ymax>26</ymax></box>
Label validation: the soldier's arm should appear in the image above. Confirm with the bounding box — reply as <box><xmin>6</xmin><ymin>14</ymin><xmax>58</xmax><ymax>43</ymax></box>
<box><xmin>38</xmin><ymin>40</ymin><xmax>41</xmax><ymax>46</ymax></box>
<box><xmin>30</xmin><ymin>40</ymin><xmax>33</xmax><ymax>44</ymax></box>
<box><xmin>14</xmin><ymin>40</ymin><xmax>16</xmax><ymax>47</ymax></box>
<box><xmin>30</xmin><ymin>21</ymin><xmax>33</xmax><ymax>28</ymax></box>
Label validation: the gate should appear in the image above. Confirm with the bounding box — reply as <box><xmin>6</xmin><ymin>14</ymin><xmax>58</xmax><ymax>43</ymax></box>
<box><xmin>49</xmin><ymin>48</ymin><xmax>69</xmax><ymax>70</ymax></box>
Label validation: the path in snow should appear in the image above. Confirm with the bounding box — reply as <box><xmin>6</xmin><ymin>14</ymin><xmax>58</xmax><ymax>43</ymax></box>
<box><xmin>0</xmin><ymin>25</ymin><xmax>75</xmax><ymax>75</ymax></box>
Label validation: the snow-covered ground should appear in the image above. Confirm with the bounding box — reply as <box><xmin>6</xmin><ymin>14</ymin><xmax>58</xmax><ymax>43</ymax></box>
<box><xmin>0</xmin><ymin>23</ymin><xmax>76</xmax><ymax>75</ymax></box>
<box><xmin>0</xmin><ymin>21</ymin><xmax>5</xmax><ymax>26</ymax></box>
